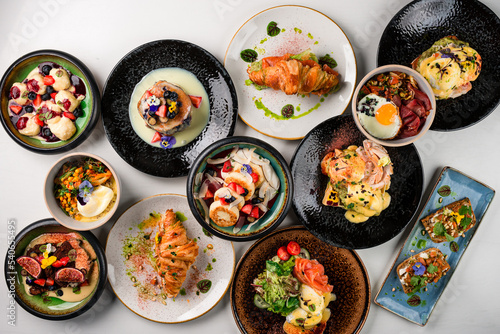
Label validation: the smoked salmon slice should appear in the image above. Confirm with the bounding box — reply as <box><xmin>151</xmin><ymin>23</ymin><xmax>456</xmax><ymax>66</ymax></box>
<box><xmin>293</xmin><ymin>257</ymin><xmax>333</xmax><ymax>294</ymax></box>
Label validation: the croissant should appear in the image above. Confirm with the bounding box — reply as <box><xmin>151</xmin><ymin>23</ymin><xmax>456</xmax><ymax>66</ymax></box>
<box><xmin>154</xmin><ymin>209</ymin><xmax>199</xmax><ymax>298</ymax></box>
<box><xmin>247</xmin><ymin>54</ymin><xmax>339</xmax><ymax>96</ymax></box>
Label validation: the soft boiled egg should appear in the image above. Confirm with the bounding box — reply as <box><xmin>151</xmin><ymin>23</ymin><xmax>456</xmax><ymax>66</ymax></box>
<box><xmin>77</xmin><ymin>185</ymin><xmax>114</xmax><ymax>217</ymax></box>
<box><xmin>357</xmin><ymin>93</ymin><xmax>402</xmax><ymax>139</ymax></box>
<box><xmin>286</xmin><ymin>284</ymin><xmax>335</xmax><ymax>329</ymax></box>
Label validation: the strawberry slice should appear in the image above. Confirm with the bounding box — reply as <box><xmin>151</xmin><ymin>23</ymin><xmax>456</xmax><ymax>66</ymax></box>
<box><xmin>50</xmin><ymin>92</ymin><xmax>57</xmax><ymax>99</ymax></box>
<box><xmin>250</xmin><ymin>173</ymin><xmax>259</xmax><ymax>183</ymax></box>
<box><xmin>33</xmin><ymin>95</ymin><xmax>42</xmax><ymax>107</ymax></box>
<box><xmin>45</xmin><ymin>278</ymin><xmax>54</xmax><ymax>286</ymax></box>
<box><xmin>151</xmin><ymin>131</ymin><xmax>162</xmax><ymax>143</ymax></box>
<box><xmin>144</xmin><ymin>90</ymin><xmax>153</xmax><ymax>99</ymax></box>
<box><xmin>220</xmin><ymin>198</ymin><xmax>228</xmax><ymax>205</ymax></box>
<box><xmin>241</xmin><ymin>204</ymin><xmax>253</xmax><ymax>215</ymax></box>
<box><xmin>43</xmin><ymin>75</ymin><xmax>55</xmax><ymax>85</ymax></box>
<box><xmin>222</xmin><ymin>160</ymin><xmax>233</xmax><ymax>173</ymax></box>
<box><xmin>204</xmin><ymin>189</ymin><xmax>214</xmax><ymax>199</ymax></box>
<box><xmin>34</xmin><ymin>279</ymin><xmax>46</xmax><ymax>287</ymax></box>
<box><xmin>63</xmin><ymin>112</ymin><xmax>76</xmax><ymax>120</ymax></box>
<box><xmin>156</xmin><ymin>105</ymin><xmax>167</xmax><ymax>117</ymax></box>
<box><xmin>250</xmin><ymin>207</ymin><xmax>260</xmax><ymax>219</ymax></box>
<box><xmin>9</xmin><ymin>105</ymin><xmax>23</xmax><ymax>114</ymax></box>
<box><xmin>235</xmin><ymin>184</ymin><xmax>245</xmax><ymax>195</ymax></box>
<box><xmin>227</xmin><ymin>182</ymin><xmax>237</xmax><ymax>192</ymax></box>
<box><xmin>34</xmin><ymin>115</ymin><xmax>44</xmax><ymax>126</ymax></box>
<box><xmin>189</xmin><ymin>95</ymin><xmax>202</xmax><ymax>108</ymax></box>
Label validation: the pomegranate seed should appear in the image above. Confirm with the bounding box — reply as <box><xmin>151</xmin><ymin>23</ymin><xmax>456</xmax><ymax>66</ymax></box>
<box><xmin>63</xmin><ymin>99</ymin><xmax>71</xmax><ymax>111</ymax></box>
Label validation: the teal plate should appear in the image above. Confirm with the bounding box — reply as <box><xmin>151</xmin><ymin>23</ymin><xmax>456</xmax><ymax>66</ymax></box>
<box><xmin>187</xmin><ymin>136</ymin><xmax>292</xmax><ymax>241</ymax></box>
<box><xmin>374</xmin><ymin>166</ymin><xmax>495</xmax><ymax>326</ymax></box>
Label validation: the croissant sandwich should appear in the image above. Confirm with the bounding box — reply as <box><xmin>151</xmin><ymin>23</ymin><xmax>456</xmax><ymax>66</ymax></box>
<box><xmin>247</xmin><ymin>50</ymin><xmax>340</xmax><ymax>96</ymax></box>
<box><xmin>154</xmin><ymin>209</ymin><xmax>199</xmax><ymax>298</ymax></box>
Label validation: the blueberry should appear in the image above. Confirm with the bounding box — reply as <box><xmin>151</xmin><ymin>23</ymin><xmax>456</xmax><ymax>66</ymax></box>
<box><xmin>242</xmin><ymin>189</ymin><xmax>249</xmax><ymax>197</ymax></box>
<box><xmin>42</xmin><ymin>65</ymin><xmax>52</xmax><ymax>75</ymax></box>
<box><xmin>41</xmin><ymin>93</ymin><xmax>51</xmax><ymax>101</ymax></box>
<box><xmin>28</xmin><ymin>92</ymin><xmax>37</xmax><ymax>100</ymax></box>
<box><xmin>56</xmin><ymin>290</ymin><xmax>63</xmax><ymax>296</ymax></box>
<box><xmin>48</xmin><ymin>285</ymin><xmax>56</xmax><ymax>291</ymax></box>
<box><xmin>73</xmin><ymin>108</ymin><xmax>83</xmax><ymax>118</ymax></box>
<box><xmin>167</xmin><ymin>111</ymin><xmax>177</xmax><ymax>119</ymax></box>
<box><xmin>24</xmin><ymin>105</ymin><xmax>34</xmax><ymax>113</ymax></box>
<box><xmin>252</xmin><ymin>197</ymin><xmax>263</xmax><ymax>204</ymax></box>
<box><xmin>169</xmin><ymin>91</ymin><xmax>178</xmax><ymax>101</ymax></box>
<box><xmin>148</xmin><ymin>109</ymin><xmax>156</xmax><ymax>116</ymax></box>
<box><xmin>225</xmin><ymin>196</ymin><xmax>236</xmax><ymax>203</ymax></box>
<box><xmin>46</xmin><ymin>86</ymin><xmax>54</xmax><ymax>94</ymax></box>
<box><xmin>177</xmin><ymin>101</ymin><xmax>182</xmax><ymax>107</ymax></box>
<box><xmin>42</xmin><ymin>127</ymin><xmax>52</xmax><ymax>137</ymax></box>
<box><xmin>163</xmin><ymin>91</ymin><xmax>171</xmax><ymax>99</ymax></box>
<box><xmin>26</xmin><ymin>278</ymin><xmax>34</xmax><ymax>285</ymax></box>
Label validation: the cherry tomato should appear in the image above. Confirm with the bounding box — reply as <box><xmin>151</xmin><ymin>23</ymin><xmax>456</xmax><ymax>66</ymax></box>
<box><xmin>286</xmin><ymin>241</ymin><xmax>301</xmax><ymax>256</ymax></box>
<box><xmin>277</xmin><ymin>246</ymin><xmax>290</xmax><ymax>261</ymax></box>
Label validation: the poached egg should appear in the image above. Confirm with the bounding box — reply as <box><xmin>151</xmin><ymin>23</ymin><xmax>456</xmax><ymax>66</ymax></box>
<box><xmin>357</xmin><ymin>93</ymin><xmax>401</xmax><ymax>139</ymax></box>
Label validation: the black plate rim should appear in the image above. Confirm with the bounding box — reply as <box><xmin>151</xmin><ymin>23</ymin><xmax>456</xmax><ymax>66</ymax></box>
<box><xmin>4</xmin><ymin>218</ymin><xmax>108</xmax><ymax>321</ymax></box>
<box><xmin>186</xmin><ymin>136</ymin><xmax>293</xmax><ymax>242</ymax></box>
<box><xmin>290</xmin><ymin>114</ymin><xmax>424</xmax><ymax>249</ymax></box>
<box><xmin>101</xmin><ymin>39</ymin><xmax>238</xmax><ymax>178</ymax></box>
<box><xmin>376</xmin><ymin>0</ymin><xmax>500</xmax><ymax>132</ymax></box>
<box><xmin>229</xmin><ymin>225</ymin><xmax>371</xmax><ymax>334</ymax></box>
<box><xmin>0</xmin><ymin>49</ymin><xmax>101</xmax><ymax>154</ymax></box>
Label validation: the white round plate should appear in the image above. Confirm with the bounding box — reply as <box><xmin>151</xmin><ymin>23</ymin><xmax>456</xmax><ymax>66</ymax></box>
<box><xmin>105</xmin><ymin>193</ymin><xmax>235</xmax><ymax>323</ymax></box>
<box><xmin>224</xmin><ymin>5</ymin><xmax>357</xmax><ymax>140</ymax></box>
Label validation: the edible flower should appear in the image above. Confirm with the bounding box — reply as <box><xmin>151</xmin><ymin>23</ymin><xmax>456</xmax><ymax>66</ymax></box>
<box><xmin>146</xmin><ymin>95</ymin><xmax>160</xmax><ymax>106</ymax></box>
<box><xmin>155</xmin><ymin>232</ymin><xmax>161</xmax><ymax>244</ymax></box>
<box><xmin>412</xmin><ymin>262</ymin><xmax>426</xmax><ymax>275</ymax></box>
<box><xmin>41</xmin><ymin>256</ymin><xmax>57</xmax><ymax>269</ymax></box>
<box><xmin>149</xmin><ymin>105</ymin><xmax>158</xmax><ymax>112</ymax></box>
<box><xmin>168</xmin><ymin>101</ymin><xmax>177</xmax><ymax>112</ymax></box>
<box><xmin>449</xmin><ymin>211</ymin><xmax>464</xmax><ymax>225</ymax></box>
<box><xmin>42</xmin><ymin>243</ymin><xmax>54</xmax><ymax>258</ymax></box>
<box><xmin>160</xmin><ymin>136</ymin><xmax>176</xmax><ymax>149</ymax></box>
<box><xmin>78</xmin><ymin>180</ymin><xmax>94</xmax><ymax>204</ymax></box>
<box><xmin>241</xmin><ymin>164</ymin><xmax>253</xmax><ymax>174</ymax></box>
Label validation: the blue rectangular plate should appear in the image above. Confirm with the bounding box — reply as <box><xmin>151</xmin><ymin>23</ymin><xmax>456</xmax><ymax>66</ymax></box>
<box><xmin>374</xmin><ymin>166</ymin><xmax>495</xmax><ymax>326</ymax></box>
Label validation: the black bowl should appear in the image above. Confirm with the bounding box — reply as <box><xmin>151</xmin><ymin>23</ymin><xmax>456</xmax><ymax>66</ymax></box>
<box><xmin>187</xmin><ymin>136</ymin><xmax>293</xmax><ymax>241</ymax></box>
<box><xmin>0</xmin><ymin>50</ymin><xmax>100</xmax><ymax>153</ymax></box>
<box><xmin>291</xmin><ymin>115</ymin><xmax>424</xmax><ymax>249</ymax></box>
<box><xmin>102</xmin><ymin>39</ymin><xmax>238</xmax><ymax>177</ymax></box>
<box><xmin>377</xmin><ymin>0</ymin><xmax>500</xmax><ymax>131</ymax></box>
<box><xmin>4</xmin><ymin>218</ymin><xmax>107</xmax><ymax>320</ymax></box>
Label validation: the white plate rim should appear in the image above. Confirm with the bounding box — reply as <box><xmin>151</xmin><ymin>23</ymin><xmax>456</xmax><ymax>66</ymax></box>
<box><xmin>105</xmin><ymin>193</ymin><xmax>235</xmax><ymax>323</ymax></box>
<box><xmin>224</xmin><ymin>4</ymin><xmax>358</xmax><ymax>140</ymax></box>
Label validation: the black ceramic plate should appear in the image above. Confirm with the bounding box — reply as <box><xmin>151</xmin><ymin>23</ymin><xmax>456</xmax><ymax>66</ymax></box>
<box><xmin>4</xmin><ymin>218</ymin><xmax>107</xmax><ymax>320</ymax></box>
<box><xmin>291</xmin><ymin>115</ymin><xmax>423</xmax><ymax>249</ymax></box>
<box><xmin>377</xmin><ymin>0</ymin><xmax>500</xmax><ymax>131</ymax></box>
<box><xmin>102</xmin><ymin>40</ymin><xmax>238</xmax><ymax>177</ymax></box>
<box><xmin>230</xmin><ymin>226</ymin><xmax>370</xmax><ymax>334</ymax></box>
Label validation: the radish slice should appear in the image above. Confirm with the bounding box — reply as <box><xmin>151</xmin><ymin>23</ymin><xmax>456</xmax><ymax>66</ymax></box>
<box><xmin>256</xmin><ymin>203</ymin><xmax>268</xmax><ymax>213</ymax></box>
<box><xmin>198</xmin><ymin>198</ymin><xmax>210</xmax><ymax>223</ymax></box>
<box><xmin>205</xmin><ymin>172</ymin><xmax>223</xmax><ymax>185</ymax></box>
<box><xmin>194</xmin><ymin>172</ymin><xmax>204</xmax><ymax>186</ymax></box>
<box><xmin>262</xmin><ymin>164</ymin><xmax>279</xmax><ymax>189</ymax></box>
<box><xmin>229</xmin><ymin>197</ymin><xmax>244</xmax><ymax>209</ymax></box>
<box><xmin>207</xmin><ymin>156</ymin><xmax>230</xmax><ymax>164</ymax></box>
<box><xmin>198</xmin><ymin>179</ymin><xmax>210</xmax><ymax>198</ymax></box>
<box><xmin>232</xmin><ymin>215</ymin><xmax>247</xmax><ymax>233</ymax></box>
<box><xmin>259</xmin><ymin>182</ymin><xmax>269</xmax><ymax>198</ymax></box>
<box><xmin>251</xmin><ymin>152</ymin><xmax>270</xmax><ymax>165</ymax></box>
<box><xmin>242</xmin><ymin>148</ymin><xmax>256</xmax><ymax>162</ymax></box>
<box><xmin>245</xmin><ymin>219</ymin><xmax>260</xmax><ymax>231</ymax></box>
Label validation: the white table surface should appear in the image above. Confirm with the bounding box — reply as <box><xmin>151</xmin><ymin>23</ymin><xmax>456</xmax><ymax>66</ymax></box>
<box><xmin>1</xmin><ymin>0</ymin><xmax>500</xmax><ymax>333</ymax></box>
